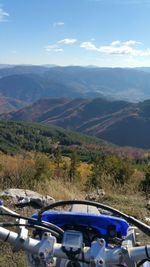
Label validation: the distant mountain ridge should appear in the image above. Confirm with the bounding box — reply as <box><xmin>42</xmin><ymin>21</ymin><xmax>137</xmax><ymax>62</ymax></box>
<box><xmin>1</xmin><ymin>65</ymin><xmax>150</xmax><ymax>102</ymax></box>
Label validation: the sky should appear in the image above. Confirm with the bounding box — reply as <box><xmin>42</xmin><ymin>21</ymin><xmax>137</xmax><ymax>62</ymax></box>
<box><xmin>1</xmin><ymin>0</ymin><xmax>150</xmax><ymax>67</ymax></box>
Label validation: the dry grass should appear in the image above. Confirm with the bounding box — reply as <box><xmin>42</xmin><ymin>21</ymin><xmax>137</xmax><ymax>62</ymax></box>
<box><xmin>35</xmin><ymin>178</ymin><xmax>85</xmax><ymax>200</ymax></box>
<box><xmin>100</xmin><ymin>192</ymin><xmax>147</xmax><ymax>218</ymax></box>
<box><xmin>0</xmin><ymin>153</ymin><xmax>149</xmax><ymax>266</ymax></box>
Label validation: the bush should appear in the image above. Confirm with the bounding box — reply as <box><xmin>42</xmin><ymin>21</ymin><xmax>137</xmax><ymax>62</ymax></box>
<box><xmin>140</xmin><ymin>165</ymin><xmax>150</xmax><ymax>193</ymax></box>
<box><xmin>34</xmin><ymin>154</ymin><xmax>52</xmax><ymax>184</ymax></box>
<box><xmin>86</xmin><ymin>155</ymin><xmax>134</xmax><ymax>189</ymax></box>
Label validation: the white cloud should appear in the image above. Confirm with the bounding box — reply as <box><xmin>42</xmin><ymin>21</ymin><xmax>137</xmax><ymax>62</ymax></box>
<box><xmin>45</xmin><ymin>38</ymin><xmax>77</xmax><ymax>53</ymax></box>
<box><xmin>111</xmin><ymin>40</ymin><xmax>142</xmax><ymax>46</ymax></box>
<box><xmin>58</xmin><ymin>38</ymin><xmax>77</xmax><ymax>45</ymax></box>
<box><xmin>111</xmin><ymin>40</ymin><xmax>121</xmax><ymax>46</ymax></box>
<box><xmin>123</xmin><ymin>40</ymin><xmax>142</xmax><ymax>46</ymax></box>
<box><xmin>80</xmin><ymin>42</ymin><xmax>97</xmax><ymax>50</ymax></box>
<box><xmin>0</xmin><ymin>8</ymin><xmax>9</xmax><ymax>22</ymax></box>
<box><xmin>80</xmin><ymin>40</ymin><xmax>150</xmax><ymax>57</ymax></box>
<box><xmin>45</xmin><ymin>37</ymin><xmax>77</xmax><ymax>53</ymax></box>
<box><xmin>53</xmin><ymin>21</ymin><xmax>64</xmax><ymax>27</ymax></box>
<box><xmin>45</xmin><ymin>45</ymin><xmax>63</xmax><ymax>52</ymax></box>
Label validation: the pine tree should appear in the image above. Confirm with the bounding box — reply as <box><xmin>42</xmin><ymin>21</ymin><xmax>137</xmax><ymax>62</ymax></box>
<box><xmin>86</xmin><ymin>154</ymin><xmax>104</xmax><ymax>189</ymax></box>
<box><xmin>69</xmin><ymin>151</ymin><xmax>80</xmax><ymax>183</ymax></box>
<box><xmin>54</xmin><ymin>147</ymin><xmax>62</xmax><ymax>168</ymax></box>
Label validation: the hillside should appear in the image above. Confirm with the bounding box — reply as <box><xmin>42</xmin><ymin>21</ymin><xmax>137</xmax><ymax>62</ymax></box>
<box><xmin>4</xmin><ymin>97</ymin><xmax>150</xmax><ymax>149</ymax></box>
<box><xmin>0</xmin><ymin>121</ymin><xmax>107</xmax><ymax>159</ymax></box>
<box><xmin>98</xmin><ymin>100</ymin><xmax>150</xmax><ymax>148</ymax></box>
<box><xmin>3</xmin><ymin>97</ymin><xmax>132</xmax><ymax>123</ymax></box>
<box><xmin>0</xmin><ymin>121</ymin><xmax>147</xmax><ymax>160</ymax></box>
<box><xmin>0</xmin><ymin>97</ymin><xmax>26</xmax><ymax>114</ymax></box>
<box><xmin>1</xmin><ymin>66</ymin><xmax>150</xmax><ymax>102</ymax></box>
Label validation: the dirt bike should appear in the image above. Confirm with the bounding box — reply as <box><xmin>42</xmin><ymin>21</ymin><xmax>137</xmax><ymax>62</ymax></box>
<box><xmin>0</xmin><ymin>199</ymin><xmax>150</xmax><ymax>267</ymax></box>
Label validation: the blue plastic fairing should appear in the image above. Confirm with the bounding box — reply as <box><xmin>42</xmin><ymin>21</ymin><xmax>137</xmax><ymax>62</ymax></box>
<box><xmin>32</xmin><ymin>211</ymin><xmax>129</xmax><ymax>238</ymax></box>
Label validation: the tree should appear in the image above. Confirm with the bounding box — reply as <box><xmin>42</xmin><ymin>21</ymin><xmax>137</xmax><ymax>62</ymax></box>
<box><xmin>86</xmin><ymin>154</ymin><xmax>104</xmax><ymax>189</ymax></box>
<box><xmin>54</xmin><ymin>147</ymin><xmax>63</xmax><ymax>179</ymax></box>
<box><xmin>54</xmin><ymin>147</ymin><xmax>62</xmax><ymax>168</ymax></box>
<box><xmin>69</xmin><ymin>151</ymin><xmax>80</xmax><ymax>183</ymax></box>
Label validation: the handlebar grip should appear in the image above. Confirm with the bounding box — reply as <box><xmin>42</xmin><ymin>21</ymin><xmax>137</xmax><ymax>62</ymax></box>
<box><xmin>0</xmin><ymin>227</ymin><xmax>40</xmax><ymax>254</ymax></box>
<box><xmin>0</xmin><ymin>227</ymin><xmax>18</xmax><ymax>242</ymax></box>
<box><xmin>130</xmin><ymin>246</ymin><xmax>150</xmax><ymax>261</ymax></box>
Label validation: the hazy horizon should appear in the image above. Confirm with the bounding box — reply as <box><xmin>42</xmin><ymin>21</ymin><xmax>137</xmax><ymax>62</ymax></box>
<box><xmin>1</xmin><ymin>63</ymin><xmax>150</xmax><ymax>69</ymax></box>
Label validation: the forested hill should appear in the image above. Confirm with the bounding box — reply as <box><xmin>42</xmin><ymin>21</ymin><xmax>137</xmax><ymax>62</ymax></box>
<box><xmin>0</xmin><ymin>121</ymin><xmax>106</xmax><ymax>158</ymax></box>
<box><xmin>0</xmin><ymin>121</ymin><xmax>147</xmax><ymax>160</ymax></box>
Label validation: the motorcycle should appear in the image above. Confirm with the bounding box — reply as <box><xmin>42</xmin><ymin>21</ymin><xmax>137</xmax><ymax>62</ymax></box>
<box><xmin>0</xmin><ymin>199</ymin><xmax>150</xmax><ymax>267</ymax></box>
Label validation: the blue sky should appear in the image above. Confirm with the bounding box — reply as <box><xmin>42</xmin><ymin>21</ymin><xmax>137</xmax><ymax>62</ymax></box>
<box><xmin>1</xmin><ymin>0</ymin><xmax>150</xmax><ymax>67</ymax></box>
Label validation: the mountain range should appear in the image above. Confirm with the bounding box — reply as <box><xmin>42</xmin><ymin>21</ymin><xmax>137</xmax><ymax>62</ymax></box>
<box><xmin>2</xmin><ymin>97</ymin><xmax>150</xmax><ymax>149</ymax></box>
<box><xmin>1</xmin><ymin>65</ymin><xmax>150</xmax><ymax>102</ymax></box>
<box><xmin>1</xmin><ymin>65</ymin><xmax>150</xmax><ymax>149</ymax></box>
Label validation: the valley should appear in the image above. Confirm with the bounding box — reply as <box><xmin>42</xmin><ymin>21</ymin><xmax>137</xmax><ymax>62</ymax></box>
<box><xmin>2</xmin><ymin>97</ymin><xmax>150</xmax><ymax>149</ymax></box>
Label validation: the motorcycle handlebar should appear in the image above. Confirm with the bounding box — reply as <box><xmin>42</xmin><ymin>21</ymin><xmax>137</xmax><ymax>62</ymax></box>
<box><xmin>0</xmin><ymin>227</ymin><xmax>40</xmax><ymax>254</ymax></box>
<box><xmin>0</xmin><ymin>226</ymin><xmax>150</xmax><ymax>264</ymax></box>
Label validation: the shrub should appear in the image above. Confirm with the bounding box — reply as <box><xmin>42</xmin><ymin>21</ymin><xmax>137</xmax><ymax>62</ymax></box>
<box><xmin>140</xmin><ymin>165</ymin><xmax>150</xmax><ymax>193</ymax></box>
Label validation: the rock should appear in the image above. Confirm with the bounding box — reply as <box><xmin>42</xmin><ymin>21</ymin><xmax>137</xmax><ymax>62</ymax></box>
<box><xmin>0</xmin><ymin>188</ymin><xmax>55</xmax><ymax>209</ymax></box>
<box><xmin>145</xmin><ymin>217</ymin><xmax>150</xmax><ymax>223</ymax></box>
<box><xmin>85</xmin><ymin>188</ymin><xmax>105</xmax><ymax>201</ymax></box>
